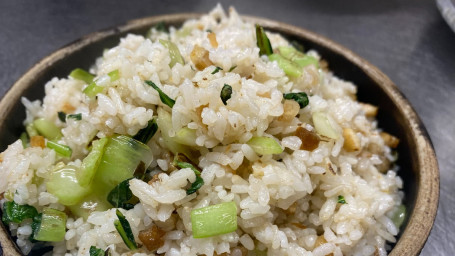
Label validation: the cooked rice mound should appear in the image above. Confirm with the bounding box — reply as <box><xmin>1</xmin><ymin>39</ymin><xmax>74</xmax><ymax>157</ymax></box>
<box><xmin>0</xmin><ymin>5</ymin><xmax>404</xmax><ymax>256</ymax></box>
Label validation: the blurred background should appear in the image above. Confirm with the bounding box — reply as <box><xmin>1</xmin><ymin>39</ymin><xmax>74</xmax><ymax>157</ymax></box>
<box><xmin>0</xmin><ymin>0</ymin><xmax>454</xmax><ymax>255</ymax></box>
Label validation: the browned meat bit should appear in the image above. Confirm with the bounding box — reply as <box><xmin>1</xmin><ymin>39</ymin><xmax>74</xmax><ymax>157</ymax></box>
<box><xmin>190</xmin><ymin>45</ymin><xmax>213</xmax><ymax>70</ymax></box>
<box><xmin>359</xmin><ymin>103</ymin><xmax>378</xmax><ymax>117</ymax></box>
<box><xmin>380</xmin><ymin>132</ymin><xmax>400</xmax><ymax>148</ymax></box>
<box><xmin>207</xmin><ymin>32</ymin><xmax>218</xmax><ymax>48</ymax></box>
<box><xmin>138</xmin><ymin>225</ymin><xmax>166</xmax><ymax>252</ymax></box>
<box><xmin>295</xmin><ymin>126</ymin><xmax>320</xmax><ymax>151</ymax></box>
<box><xmin>30</xmin><ymin>136</ymin><xmax>45</xmax><ymax>148</ymax></box>
<box><xmin>278</xmin><ymin>100</ymin><xmax>300</xmax><ymax>122</ymax></box>
<box><xmin>342</xmin><ymin>128</ymin><xmax>361</xmax><ymax>152</ymax></box>
<box><xmin>61</xmin><ymin>102</ymin><xmax>76</xmax><ymax>113</ymax></box>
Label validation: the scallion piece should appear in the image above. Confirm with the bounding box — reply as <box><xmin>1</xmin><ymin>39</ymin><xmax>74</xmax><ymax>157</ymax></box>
<box><xmin>145</xmin><ymin>80</ymin><xmax>175</xmax><ymax>108</ymax></box>
<box><xmin>211</xmin><ymin>66</ymin><xmax>223</xmax><ymax>74</ymax></box>
<box><xmin>228</xmin><ymin>65</ymin><xmax>237</xmax><ymax>72</ymax></box>
<box><xmin>337</xmin><ymin>195</ymin><xmax>347</xmax><ymax>204</ymax></box>
<box><xmin>33</xmin><ymin>118</ymin><xmax>62</xmax><ymax>140</ymax></box>
<box><xmin>268</xmin><ymin>54</ymin><xmax>302</xmax><ymax>78</ymax></box>
<box><xmin>1</xmin><ymin>201</ymin><xmax>38</xmax><ymax>225</ymax></box>
<box><xmin>69</xmin><ymin>68</ymin><xmax>94</xmax><ymax>84</ymax></box>
<box><xmin>312</xmin><ymin>112</ymin><xmax>339</xmax><ymax>139</ymax></box>
<box><xmin>68</xmin><ymin>113</ymin><xmax>82</xmax><ymax>121</ymax></box>
<box><xmin>159</xmin><ymin>39</ymin><xmax>184</xmax><ymax>68</ymax></box>
<box><xmin>32</xmin><ymin>208</ymin><xmax>67</xmax><ymax>242</ymax></box>
<box><xmin>220</xmin><ymin>84</ymin><xmax>232</xmax><ymax>105</ymax></box>
<box><xmin>114</xmin><ymin>209</ymin><xmax>137</xmax><ymax>250</ymax></box>
<box><xmin>83</xmin><ymin>81</ymin><xmax>104</xmax><ymax>98</ymax></box>
<box><xmin>247</xmin><ymin>136</ymin><xmax>283</xmax><ymax>155</ymax></box>
<box><xmin>283</xmin><ymin>92</ymin><xmax>309</xmax><ymax>109</ymax></box>
<box><xmin>108</xmin><ymin>69</ymin><xmax>120</xmax><ymax>82</ymax></box>
<box><xmin>255</xmin><ymin>24</ymin><xmax>273</xmax><ymax>56</ymax></box>
<box><xmin>133</xmin><ymin>119</ymin><xmax>158</xmax><ymax>144</ymax></box>
<box><xmin>46</xmin><ymin>141</ymin><xmax>72</xmax><ymax>158</ymax></box>
<box><xmin>78</xmin><ymin>137</ymin><xmax>109</xmax><ymax>187</ymax></box>
<box><xmin>191</xmin><ymin>201</ymin><xmax>237</xmax><ymax>238</ymax></box>
<box><xmin>57</xmin><ymin>111</ymin><xmax>66</xmax><ymax>122</ymax></box>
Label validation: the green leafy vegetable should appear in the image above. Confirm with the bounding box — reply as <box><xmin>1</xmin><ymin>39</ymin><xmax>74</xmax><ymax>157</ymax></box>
<box><xmin>255</xmin><ymin>24</ymin><xmax>273</xmax><ymax>56</ymax></box>
<box><xmin>268</xmin><ymin>54</ymin><xmax>302</xmax><ymax>78</ymax></box>
<box><xmin>247</xmin><ymin>136</ymin><xmax>283</xmax><ymax>155</ymax></box>
<box><xmin>1</xmin><ymin>201</ymin><xmax>38</xmax><ymax>225</ymax></box>
<box><xmin>26</xmin><ymin>123</ymin><xmax>38</xmax><ymax>137</ymax></box>
<box><xmin>19</xmin><ymin>132</ymin><xmax>28</xmax><ymax>148</ymax></box>
<box><xmin>337</xmin><ymin>195</ymin><xmax>347</xmax><ymax>204</ymax></box>
<box><xmin>78</xmin><ymin>137</ymin><xmax>109</xmax><ymax>187</ymax></box>
<box><xmin>154</xmin><ymin>21</ymin><xmax>168</xmax><ymax>33</ymax></box>
<box><xmin>312</xmin><ymin>112</ymin><xmax>339</xmax><ymax>139</ymax></box>
<box><xmin>114</xmin><ymin>209</ymin><xmax>137</xmax><ymax>250</ymax></box>
<box><xmin>228</xmin><ymin>65</ymin><xmax>237</xmax><ymax>72</ymax></box>
<box><xmin>32</xmin><ymin>208</ymin><xmax>67</xmax><ymax>242</ymax></box>
<box><xmin>133</xmin><ymin>119</ymin><xmax>158</xmax><ymax>144</ymax></box>
<box><xmin>391</xmin><ymin>204</ymin><xmax>406</xmax><ymax>229</ymax></box>
<box><xmin>174</xmin><ymin>160</ymin><xmax>201</xmax><ymax>175</ymax></box>
<box><xmin>107</xmin><ymin>178</ymin><xmax>136</xmax><ymax>210</ymax></box>
<box><xmin>69</xmin><ymin>68</ymin><xmax>95</xmax><ymax>84</ymax></box>
<box><xmin>187</xmin><ymin>176</ymin><xmax>204</xmax><ymax>195</ymax></box>
<box><xmin>30</xmin><ymin>213</ymin><xmax>42</xmax><ymax>242</ymax></box>
<box><xmin>33</xmin><ymin>118</ymin><xmax>62</xmax><ymax>140</ymax></box>
<box><xmin>58</xmin><ymin>111</ymin><xmax>67</xmax><ymax>122</ymax></box>
<box><xmin>211</xmin><ymin>66</ymin><xmax>223</xmax><ymax>74</ymax></box>
<box><xmin>174</xmin><ymin>127</ymin><xmax>198</xmax><ymax>147</ymax></box>
<box><xmin>83</xmin><ymin>81</ymin><xmax>104</xmax><ymax>98</ymax></box>
<box><xmin>145</xmin><ymin>80</ymin><xmax>175</xmax><ymax>108</ymax></box>
<box><xmin>191</xmin><ymin>201</ymin><xmax>237</xmax><ymax>238</ymax></box>
<box><xmin>159</xmin><ymin>39</ymin><xmax>184</xmax><ymax>68</ymax></box>
<box><xmin>68</xmin><ymin>113</ymin><xmax>82</xmax><ymax>121</ymax></box>
<box><xmin>89</xmin><ymin>246</ymin><xmax>105</xmax><ymax>256</ymax></box>
<box><xmin>283</xmin><ymin>92</ymin><xmax>309</xmax><ymax>109</ymax></box>
<box><xmin>220</xmin><ymin>84</ymin><xmax>232</xmax><ymax>105</ymax></box>
<box><xmin>46</xmin><ymin>141</ymin><xmax>72</xmax><ymax>158</ymax></box>
<box><xmin>46</xmin><ymin>163</ymin><xmax>91</xmax><ymax>205</ymax></box>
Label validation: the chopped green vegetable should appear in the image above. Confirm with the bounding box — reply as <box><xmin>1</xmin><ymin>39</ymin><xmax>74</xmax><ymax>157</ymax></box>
<box><xmin>337</xmin><ymin>195</ymin><xmax>347</xmax><ymax>204</ymax></box>
<box><xmin>268</xmin><ymin>54</ymin><xmax>302</xmax><ymax>78</ymax></box>
<box><xmin>312</xmin><ymin>112</ymin><xmax>339</xmax><ymax>139</ymax></box>
<box><xmin>26</xmin><ymin>123</ymin><xmax>38</xmax><ymax>137</ymax></box>
<box><xmin>145</xmin><ymin>80</ymin><xmax>175</xmax><ymax>108</ymax></box>
<box><xmin>187</xmin><ymin>176</ymin><xmax>204</xmax><ymax>195</ymax></box>
<box><xmin>114</xmin><ymin>209</ymin><xmax>137</xmax><ymax>250</ymax></box>
<box><xmin>154</xmin><ymin>21</ymin><xmax>168</xmax><ymax>33</ymax></box>
<box><xmin>68</xmin><ymin>193</ymin><xmax>111</xmax><ymax>220</ymax></box>
<box><xmin>46</xmin><ymin>141</ymin><xmax>72</xmax><ymax>158</ymax></box>
<box><xmin>108</xmin><ymin>70</ymin><xmax>120</xmax><ymax>82</ymax></box>
<box><xmin>293</xmin><ymin>55</ymin><xmax>319</xmax><ymax>68</ymax></box>
<box><xmin>220</xmin><ymin>84</ymin><xmax>232</xmax><ymax>105</ymax></box>
<box><xmin>159</xmin><ymin>39</ymin><xmax>184</xmax><ymax>68</ymax></box>
<box><xmin>57</xmin><ymin>111</ymin><xmax>66</xmax><ymax>122</ymax></box>
<box><xmin>89</xmin><ymin>246</ymin><xmax>105</xmax><ymax>256</ymax></box>
<box><xmin>206</xmin><ymin>29</ymin><xmax>213</xmax><ymax>33</ymax></box>
<box><xmin>78</xmin><ymin>137</ymin><xmax>109</xmax><ymax>187</ymax></box>
<box><xmin>255</xmin><ymin>24</ymin><xmax>273</xmax><ymax>56</ymax></box>
<box><xmin>30</xmin><ymin>213</ymin><xmax>42</xmax><ymax>242</ymax></box>
<box><xmin>211</xmin><ymin>66</ymin><xmax>223</xmax><ymax>74</ymax></box>
<box><xmin>83</xmin><ymin>81</ymin><xmax>104</xmax><ymax>98</ymax></box>
<box><xmin>1</xmin><ymin>201</ymin><xmax>38</xmax><ymax>225</ymax></box>
<box><xmin>191</xmin><ymin>201</ymin><xmax>237</xmax><ymax>238</ymax></box>
<box><xmin>68</xmin><ymin>113</ymin><xmax>82</xmax><ymax>121</ymax></box>
<box><xmin>107</xmin><ymin>178</ymin><xmax>137</xmax><ymax>210</ymax></box>
<box><xmin>228</xmin><ymin>65</ymin><xmax>237</xmax><ymax>72</ymax></box>
<box><xmin>93</xmin><ymin>135</ymin><xmax>153</xmax><ymax>194</ymax></box>
<box><xmin>32</xmin><ymin>208</ymin><xmax>67</xmax><ymax>242</ymax></box>
<box><xmin>156</xmin><ymin>108</ymin><xmax>196</xmax><ymax>160</ymax></box>
<box><xmin>46</xmin><ymin>163</ymin><xmax>91</xmax><ymax>205</ymax></box>
<box><xmin>174</xmin><ymin>160</ymin><xmax>201</xmax><ymax>175</ymax></box>
<box><xmin>391</xmin><ymin>204</ymin><xmax>406</xmax><ymax>229</ymax></box>
<box><xmin>174</xmin><ymin>127</ymin><xmax>198</xmax><ymax>147</ymax></box>
<box><xmin>247</xmin><ymin>136</ymin><xmax>283</xmax><ymax>155</ymax></box>
<box><xmin>19</xmin><ymin>132</ymin><xmax>28</xmax><ymax>148</ymax></box>
<box><xmin>69</xmin><ymin>68</ymin><xmax>95</xmax><ymax>84</ymax></box>
<box><xmin>133</xmin><ymin>119</ymin><xmax>158</xmax><ymax>144</ymax></box>
<box><xmin>277</xmin><ymin>46</ymin><xmax>318</xmax><ymax>68</ymax></box>
<box><xmin>283</xmin><ymin>92</ymin><xmax>309</xmax><ymax>109</ymax></box>
<box><xmin>33</xmin><ymin>118</ymin><xmax>62</xmax><ymax>140</ymax></box>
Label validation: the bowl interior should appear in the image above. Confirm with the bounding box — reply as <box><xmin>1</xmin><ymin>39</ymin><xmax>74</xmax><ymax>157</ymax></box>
<box><xmin>0</xmin><ymin>14</ymin><xmax>438</xmax><ymax>256</ymax></box>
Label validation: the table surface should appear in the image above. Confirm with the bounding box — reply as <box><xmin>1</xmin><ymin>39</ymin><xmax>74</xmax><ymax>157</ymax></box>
<box><xmin>0</xmin><ymin>0</ymin><xmax>453</xmax><ymax>255</ymax></box>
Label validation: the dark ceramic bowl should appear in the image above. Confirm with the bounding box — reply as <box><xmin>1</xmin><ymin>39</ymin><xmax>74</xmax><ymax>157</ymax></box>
<box><xmin>0</xmin><ymin>14</ymin><xmax>439</xmax><ymax>256</ymax></box>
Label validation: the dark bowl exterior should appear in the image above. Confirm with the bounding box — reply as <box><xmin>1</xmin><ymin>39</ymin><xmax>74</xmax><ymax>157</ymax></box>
<box><xmin>0</xmin><ymin>14</ymin><xmax>439</xmax><ymax>256</ymax></box>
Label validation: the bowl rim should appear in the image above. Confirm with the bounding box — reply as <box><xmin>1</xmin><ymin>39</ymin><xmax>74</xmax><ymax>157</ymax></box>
<box><xmin>0</xmin><ymin>13</ymin><xmax>439</xmax><ymax>256</ymax></box>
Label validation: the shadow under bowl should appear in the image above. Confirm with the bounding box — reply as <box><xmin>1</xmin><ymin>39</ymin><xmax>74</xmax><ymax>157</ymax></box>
<box><xmin>0</xmin><ymin>14</ymin><xmax>439</xmax><ymax>256</ymax></box>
